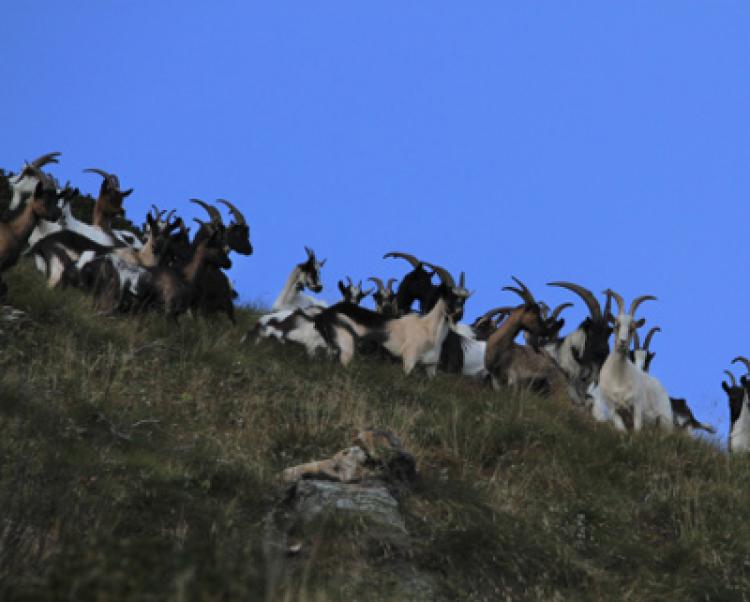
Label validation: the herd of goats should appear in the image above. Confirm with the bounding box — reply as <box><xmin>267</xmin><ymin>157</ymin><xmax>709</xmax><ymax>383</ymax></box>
<box><xmin>1</xmin><ymin>152</ymin><xmax>749</xmax><ymax>454</ymax></box>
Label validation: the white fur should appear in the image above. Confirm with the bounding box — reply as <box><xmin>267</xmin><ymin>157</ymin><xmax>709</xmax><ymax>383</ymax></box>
<box><xmin>730</xmin><ymin>391</ymin><xmax>750</xmax><ymax>453</ymax></box>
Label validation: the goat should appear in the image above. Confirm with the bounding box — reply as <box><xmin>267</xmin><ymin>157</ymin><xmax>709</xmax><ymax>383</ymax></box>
<box><xmin>137</xmin><ymin>221</ymin><xmax>230</xmax><ymax>320</ymax></box>
<box><xmin>368</xmin><ymin>277</ymin><xmax>398</xmax><ymax>316</ymax></box>
<box><xmin>383</xmin><ymin>251</ymin><xmax>440</xmax><ymax>314</ymax></box>
<box><xmin>8</xmin><ymin>152</ymin><xmax>61</xmax><ymax>210</ymax></box>
<box><xmin>483</xmin><ymin>279</ymin><xmax>570</xmax><ymax>397</ymax></box>
<box><xmin>726</xmin><ymin>358</ymin><xmax>750</xmax><ymax>452</ymax></box>
<box><xmin>545</xmin><ymin>282</ymin><xmax>614</xmax><ymax>395</ymax></box>
<box><xmin>630</xmin><ymin>326</ymin><xmax>714</xmax><ymax>434</ymax></box>
<box><xmin>250</xmin><ymin>246</ymin><xmax>327</xmax><ymax>340</ymax></box>
<box><xmin>188</xmin><ymin>199</ymin><xmax>247</xmax><ymax>323</ymax></box>
<box><xmin>0</xmin><ymin>176</ymin><xmax>63</xmax><ymax>299</ymax></box>
<box><xmin>597</xmin><ymin>290</ymin><xmax>672</xmax><ymax>432</ymax></box>
<box><xmin>83</xmin><ymin>168</ymin><xmax>133</xmax><ymax>230</ymax></box>
<box><xmin>338</xmin><ymin>277</ymin><xmax>373</xmax><ymax>305</ymax></box>
<box><xmin>313</xmin><ymin>264</ymin><xmax>469</xmax><ymax>376</ymax></box>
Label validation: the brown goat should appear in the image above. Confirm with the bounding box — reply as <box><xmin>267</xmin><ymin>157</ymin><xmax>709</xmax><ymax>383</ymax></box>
<box><xmin>0</xmin><ymin>176</ymin><xmax>63</xmax><ymax>299</ymax></box>
<box><xmin>84</xmin><ymin>168</ymin><xmax>133</xmax><ymax>230</ymax></box>
<box><xmin>484</xmin><ymin>300</ymin><xmax>571</xmax><ymax>399</ymax></box>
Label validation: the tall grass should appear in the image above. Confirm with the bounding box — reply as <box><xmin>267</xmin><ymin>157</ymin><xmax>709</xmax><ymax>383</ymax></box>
<box><xmin>1</xmin><ymin>261</ymin><xmax>750</xmax><ymax>601</ymax></box>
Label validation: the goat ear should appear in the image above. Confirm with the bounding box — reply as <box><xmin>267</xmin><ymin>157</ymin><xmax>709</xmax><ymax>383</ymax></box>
<box><xmin>319</xmin><ymin>258</ymin><xmax>327</xmax><ymax>267</ymax></box>
<box><xmin>33</xmin><ymin>180</ymin><xmax>44</xmax><ymax>197</ymax></box>
<box><xmin>121</xmin><ymin>188</ymin><xmax>133</xmax><ymax>199</ymax></box>
<box><xmin>723</xmin><ymin>381</ymin><xmax>731</xmax><ymax>393</ymax></box>
<box><xmin>633</xmin><ymin>318</ymin><xmax>646</xmax><ymax>329</ymax></box>
<box><xmin>338</xmin><ymin>280</ymin><xmax>347</xmax><ymax>296</ymax></box>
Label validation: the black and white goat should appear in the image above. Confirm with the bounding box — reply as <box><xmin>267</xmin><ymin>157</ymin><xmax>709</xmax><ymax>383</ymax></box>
<box><xmin>337</xmin><ymin>277</ymin><xmax>373</xmax><ymax>305</ymax></box>
<box><xmin>251</xmin><ymin>247</ymin><xmax>328</xmax><ymax>342</ymax></box>
<box><xmin>8</xmin><ymin>152</ymin><xmax>61</xmax><ymax>211</ymax></box>
<box><xmin>725</xmin><ymin>359</ymin><xmax>750</xmax><ymax>452</ymax></box>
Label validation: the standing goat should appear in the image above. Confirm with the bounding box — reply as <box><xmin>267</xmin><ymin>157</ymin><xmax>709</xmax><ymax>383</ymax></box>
<box><xmin>314</xmin><ymin>264</ymin><xmax>469</xmax><ymax>376</ymax></box>
<box><xmin>0</xmin><ymin>176</ymin><xmax>63</xmax><ymax>299</ymax></box>
<box><xmin>368</xmin><ymin>277</ymin><xmax>398</xmax><ymax>316</ymax></box>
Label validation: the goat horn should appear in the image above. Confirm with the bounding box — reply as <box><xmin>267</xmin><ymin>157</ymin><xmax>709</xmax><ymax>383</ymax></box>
<box><xmin>643</xmin><ymin>327</ymin><xmax>661</xmax><ymax>351</ymax></box>
<box><xmin>629</xmin><ymin>295</ymin><xmax>656</xmax><ymax>317</ymax></box>
<box><xmin>190</xmin><ymin>199</ymin><xmax>223</xmax><ymax>225</ymax></box>
<box><xmin>732</xmin><ymin>356</ymin><xmax>750</xmax><ymax>375</ymax></box>
<box><xmin>548</xmin><ymin>281</ymin><xmax>602</xmax><ymax>321</ymax></box>
<box><xmin>217</xmin><ymin>198</ymin><xmax>246</xmax><ymax>225</ymax></box>
<box><xmin>724</xmin><ymin>370</ymin><xmax>738</xmax><ymax>388</ymax></box>
<box><xmin>423</xmin><ymin>262</ymin><xmax>455</xmax><ymax>288</ymax></box>
<box><xmin>603</xmin><ymin>289</ymin><xmax>625</xmax><ymax>316</ymax></box>
<box><xmin>386</xmin><ymin>278</ymin><xmax>397</xmax><ymax>292</ymax></box>
<box><xmin>503</xmin><ymin>276</ymin><xmax>535</xmax><ymax>305</ymax></box>
<box><xmin>304</xmin><ymin>246</ymin><xmax>315</xmax><ymax>259</ymax></box>
<box><xmin>150</xmin><ymin>204</ymin><xmax>160</xmax><ymax>219</ymax></box>
<box><xmin>383</xmin><ymin>252</ymin><xmax>421</xmax><ymax>268</ymax></box>
<box><xmin>30</xmin><ymin>151</ymin><xmax>61</xmax><ymax>168</ymax></box>
<box><xmin>550</xmin><ymin>302</ymin><xmax>573</xmax><ymax>320</ymax></box>
<box><xmin>367</xmin><ymin>277</ymin><xmax>385</xmax><ymax>291</ymax></box>
<box><xmin>346</xmin><ymin>276</ymin><xmax>353</xmax><ymax>287</ymax></box>
<box><xmin>459</xmin><ymin>271</ymin><xmax>465</xmax><ymax>288</ymax></box>
<box><xmin>83</xmin><ymin>167</ymin><xmax>112</xmax><ymax>179</ymax></box>
<box><xmin>164</xmin><ymin>209</ymin><xmax>176</xmax><ymax>223</ymax></box>
<box><xmin>632</xmin><ymin>330</ymin><xmax>641</xmax><ymax>350</ymax></box>
<box><xmin>475</xmin><ymin>306</ymin><xmax>514</xmax><ymax>323</ymax></box>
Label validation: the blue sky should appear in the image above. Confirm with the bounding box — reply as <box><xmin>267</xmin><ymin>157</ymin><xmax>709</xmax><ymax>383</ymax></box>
<box><xmin>3</xmin><ymin>2</ymin><xmax>749</xmax><ymax>439</ymax></box>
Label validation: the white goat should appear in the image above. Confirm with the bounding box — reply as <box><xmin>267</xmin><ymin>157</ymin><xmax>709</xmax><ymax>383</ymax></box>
<box><xmin>727</xmin><ymin>359</ymin><xmax>750</xmax><ymax>452</ymax></box>
<box><xmin>597</xmin><ymin>290</ymin><xmax>672</xmax><ymax>432</ymax></box>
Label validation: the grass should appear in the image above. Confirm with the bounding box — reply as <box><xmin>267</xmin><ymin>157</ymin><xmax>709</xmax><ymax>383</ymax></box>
<box><xmin>1</xmin><ymin>260</ymin><xmax>750</xmax><ymax>600</ymax></box>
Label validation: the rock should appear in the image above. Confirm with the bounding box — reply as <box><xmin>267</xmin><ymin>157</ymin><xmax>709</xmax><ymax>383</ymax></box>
<box><xmin>291</xmin><ymin>479</ymin><xmax>406</xmax><ymax>533</ymax></box>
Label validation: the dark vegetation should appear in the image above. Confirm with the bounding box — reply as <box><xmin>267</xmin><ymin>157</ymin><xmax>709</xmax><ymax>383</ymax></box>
<box><xmin>1</xmin><ymin>171</ymin><xmax>750</xmax><ymax>600</ymax></box>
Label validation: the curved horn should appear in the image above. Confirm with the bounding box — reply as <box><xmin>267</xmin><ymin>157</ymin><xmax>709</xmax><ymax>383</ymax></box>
<box><xmin>474</xmin><ymin>306</ymin><xmax>514</xmax><ymax>324</ymax></box>
<box><xmin>346</xmin><ymin>276</ymin><xmax>353</xmax><ymax>287</ymax></box>
<box><xmin>386</xmin><ymin>278</ymin><xmax>398</xmax><ymax>292</ymax></box>
<box><xmin>550</xmin><ymin>302</ymin><xmax>573</xmax><ymax>320</ymax></box>
<box><xmin>30</xmin><ymin>151</ymin><xmax>61</xmax><ymax>169</ymax></box>
<box><xmin>190</xmin><ymin>199</ymin><xmax>222</xmax><ymax>225</ymax></box>
<box><xmin>459</xmin><ymin>271</ymin><xmax>465</xmax><ymax>288</ymax></box>
<box><xmin>503</xmin><ymin>276</ymin><xmax>535</xmax><ymax>305</ymax></box>
<box><xmin>643</xmin><ymin>327</ymin><xmax>661</xmax><ymax>352</ymax></box>
<box><xmin>632</xmin><ymin>330</ymin><xmax>641</xmax><ymax>350</ymax></box>
<box><xmin>724</xmin><ymin>370</ymin><xmax>738</xmax><ymax>388</ymax></box>
<box><xmin>304</xmin><ymin>246</ymin><xmax>315</xmax><ymax>259</ymax></box>
<box><xmin>150</xmin><ymin>204</ymin><xmax>160</xmax><ymax>219</ymax></box>
<box><xmin>603</xmin><ymin>289</ymin><xmax>625</xmax><ymax>316</ymax></box>
<box><xmin>164</xmin><ymin>209</ymin><xmax>176</xmax><ymax>224</ymax></box>
<box><xmin>368</xmin><ymin>277</ymin><xmax>385</xmax><ymax>291</ymax></box>
<box><xmin>216</xmin><ymin>198</ymin><xmax>246</xmax><ymax>226</ymax></box>
<box><xmin>548</xmin><ymin>281</ymin><xmax>602</xmax><ymax>321</ymax></box>
<box><xmin>732</xmin><ymin>356</ymin><xmax>750</xmax><ymax>375</ymax></box>
<box><xmin>83</xmin><ymin>167</ymin><xmax>112</xmax><ymax>180</ymax></box>
<box><xmin>629</xmin><ymin>295</ymin><xmax>657</xmax><ymax>317</ymax></box>
<box><xmin>423</xmin><ymin>262</ymin><xmax>455</xmax><ymax>288</ymax></box>
<box><xmin>383</xmin><ymin>252</ymin><xmax>421</xmax><ymax>268</ymax></box>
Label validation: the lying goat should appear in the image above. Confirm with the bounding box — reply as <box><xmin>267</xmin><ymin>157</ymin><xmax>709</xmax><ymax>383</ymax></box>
<box><xmin>597</xmin><ymin>290</ymin><xmax>672</xmax><ymax>432</ymax></box>
<box><xmin>8</xmin><ymin>152</ymin><xmax>61</xmax><ymax>210</ymax></box>
<box><xmin>484</xmin><ymin>279</ymin><xmax>570</xmax><ymax>397</ymax></box>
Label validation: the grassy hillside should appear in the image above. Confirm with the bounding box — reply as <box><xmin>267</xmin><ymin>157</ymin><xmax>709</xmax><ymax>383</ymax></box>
<box><xmin>1</xmin><ymin>264</ymin><xmax>750</xmax><ymax>601</ymax></box>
